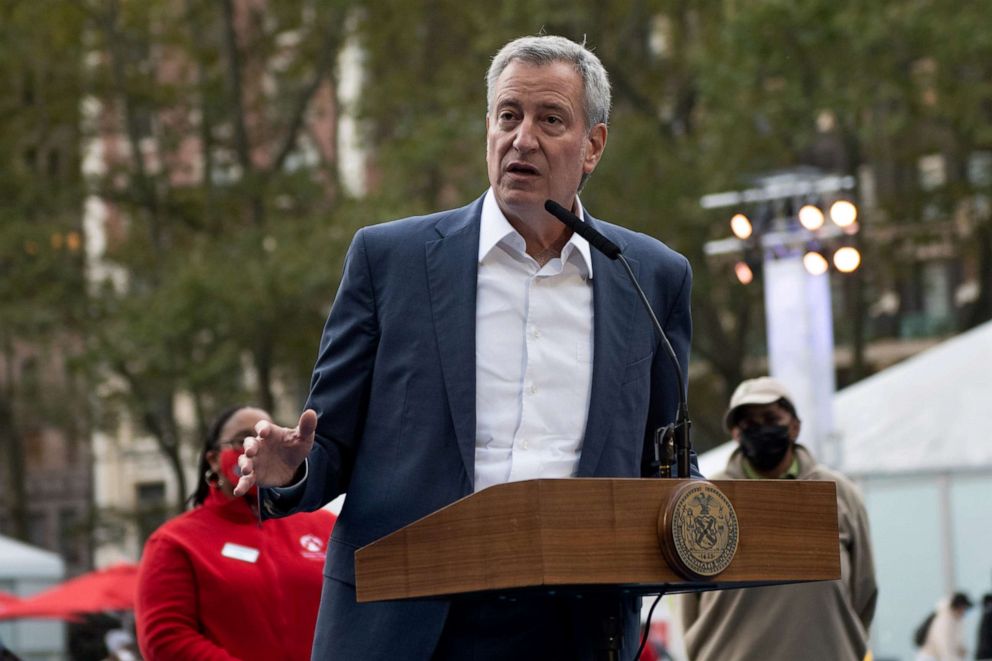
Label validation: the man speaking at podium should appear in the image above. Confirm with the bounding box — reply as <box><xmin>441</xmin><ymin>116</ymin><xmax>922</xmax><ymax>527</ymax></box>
<box><xmin>234</xmin><ymin>34</ymin><xmax>698</xmax><ymax>660</ymax></box>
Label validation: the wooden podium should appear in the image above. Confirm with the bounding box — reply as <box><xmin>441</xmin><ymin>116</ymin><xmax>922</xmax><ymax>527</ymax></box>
<box><xmin>355</xmin><ymin>478</ymin><xmax>840</xmax><ymax>603</ymax></box>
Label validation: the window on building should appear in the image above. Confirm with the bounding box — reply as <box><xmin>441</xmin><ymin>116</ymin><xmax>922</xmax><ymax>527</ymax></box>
<box><xmin>135</xmin><ymin>482</ymin><xmax>167</xmax><ymax>546</ymax></box>
<box><xmin>28</xmin><ymin>509</ymin><xmax>49</xmax><ymax>549</ymax></box>
<box><xmin>968</xmin><ymin>151</ymin><xmax>992</xmax><ymax>188</ymax></box>
<box><xmin>918</xmin><ymin>153</ymin><xmax>947</xmax><ymax>192</ymax></box>
<box><xmin>899</xmin><ymin>259</ymin><xmax>957</xmax><ymax>337</ymax></box>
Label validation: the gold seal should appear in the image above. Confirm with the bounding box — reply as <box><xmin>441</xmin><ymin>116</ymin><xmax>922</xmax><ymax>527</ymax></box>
<box><xmin>660</xmin><ymin>481</ymin><xmax>739</xmax><ymax>580</ymax></box>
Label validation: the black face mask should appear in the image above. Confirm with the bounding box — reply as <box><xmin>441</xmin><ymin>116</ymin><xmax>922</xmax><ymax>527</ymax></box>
<box><xmin>739</xmin><ymin>424</ymin><xmax>792</xmax><ymax>471</ymax></box>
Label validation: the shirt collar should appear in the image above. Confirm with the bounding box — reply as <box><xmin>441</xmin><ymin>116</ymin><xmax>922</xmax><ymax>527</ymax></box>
<box><xmin>204</xmin><ymin>485</ymin><xmax>258</xmax><ymax>521</ymax></box>
<box><xmin>478</xmin><ymin>188</ymin><xmax>594</xmax><ymax>278</ymax></box>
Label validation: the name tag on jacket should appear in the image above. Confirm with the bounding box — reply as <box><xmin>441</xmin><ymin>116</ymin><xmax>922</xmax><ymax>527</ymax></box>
<box><xmin>221</xmin><ymin>542</ymin><xmax>260</xmax><ymax>563</ymax></box>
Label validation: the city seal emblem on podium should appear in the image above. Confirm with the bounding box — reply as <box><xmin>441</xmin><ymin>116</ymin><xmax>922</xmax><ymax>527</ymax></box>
<box><xmin>660</xmin><ymin>481</ymin><xmax>739</xmax><ymax>579</ymax></box>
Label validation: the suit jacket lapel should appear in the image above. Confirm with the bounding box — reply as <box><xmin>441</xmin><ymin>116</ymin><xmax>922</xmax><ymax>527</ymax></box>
<box><xmin>577</xmin><ymin>216</ymin><xmax>637</xmax><ymax>476</ymax></box>
<box><xmin>425</xmin><ymin>199</ymin><xmax>482</xmax><ymax>487</ymax></box>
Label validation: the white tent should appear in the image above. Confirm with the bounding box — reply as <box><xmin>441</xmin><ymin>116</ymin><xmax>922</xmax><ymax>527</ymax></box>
<box><xmin>0</xmin><ymin>535</ymin><xmax>62</xmax><ymax>583</ymax></box>
<box><xmin>834</xmin><ymin>319</ymin><xmax>992</xmax><ymax>476</ymax></box>
<box><xmin>0</xmin><ymin>535</ymin><xmax>65</xmax><ymax>660</ymax></box>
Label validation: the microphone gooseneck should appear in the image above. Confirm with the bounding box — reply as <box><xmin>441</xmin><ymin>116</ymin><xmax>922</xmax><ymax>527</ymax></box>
<box><xmin>544</xmin><ymin>199</ymin><xmax>693</xmax><ymax>478</ymax></box>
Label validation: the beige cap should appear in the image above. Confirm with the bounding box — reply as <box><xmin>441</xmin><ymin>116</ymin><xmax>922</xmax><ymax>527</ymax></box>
<box><xmin>723</xmin><ymin>376</ymin><xmax>795</xmax><ymax>431</ymax></box>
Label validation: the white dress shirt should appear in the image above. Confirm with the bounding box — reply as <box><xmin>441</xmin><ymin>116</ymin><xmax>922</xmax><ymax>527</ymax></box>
<box><xmin>474</xmin><ymin>189</ymin><xmax>595</xmax><ymax>492</ymax></box>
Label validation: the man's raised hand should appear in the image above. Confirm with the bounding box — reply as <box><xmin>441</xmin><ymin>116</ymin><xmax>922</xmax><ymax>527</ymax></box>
<box><xmin>234</xmin><ymin>409</ymin><xmax>317</xmax><ymax>497</ymax></box>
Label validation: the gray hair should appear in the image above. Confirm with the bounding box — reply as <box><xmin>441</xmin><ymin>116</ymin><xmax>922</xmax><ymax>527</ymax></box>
<box><xmin>486</xmin><ymin>35</ymin><xmax>612</xmax><ymax>130</ymax></box>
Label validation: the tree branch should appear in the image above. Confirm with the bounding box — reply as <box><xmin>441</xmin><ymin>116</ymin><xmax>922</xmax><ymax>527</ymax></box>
<box><xmin>220</xmin><ymin>0</ymin><xmax>253</xmax><ymax>177</ymax></box>
<box><xmin>98</xmin><ymin>0</ymin><xmax>163</xmax><ymax>247</ymax></box>
<box><xmin>183</xmin><ymin>0</ymin><xmax>217</xmax><ymax>223</ymax></box>
<box><xmin>267</xmin><ymin>8</ymin><xmax>347</xmax><ymax>177</ymax></box>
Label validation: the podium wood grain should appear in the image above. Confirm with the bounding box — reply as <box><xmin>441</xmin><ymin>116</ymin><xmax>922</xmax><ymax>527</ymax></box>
<box><xmin>354</xmin><ymin>478</ymin><xmax>840</xmax><ymax>603</ymax></box>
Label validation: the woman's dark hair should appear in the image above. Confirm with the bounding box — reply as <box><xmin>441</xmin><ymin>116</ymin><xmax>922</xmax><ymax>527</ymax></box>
<box><xmin>188</xmin><ymin>405</ymin><xmax>250</xmax><ymax>508</ymax></box>
<box><xmin>951</xmin><ymin>592</ymin><xmax>973</xmax><ymax>610</ymax></box>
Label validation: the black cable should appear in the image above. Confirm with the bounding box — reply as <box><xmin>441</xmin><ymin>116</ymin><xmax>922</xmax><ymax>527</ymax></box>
<box><xmin>632</xmin><ymin>592</ymin><xmax>664</xmax><ymax>661</ymax></box>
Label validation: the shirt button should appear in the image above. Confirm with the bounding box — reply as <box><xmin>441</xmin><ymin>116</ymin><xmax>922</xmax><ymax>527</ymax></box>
<box><xmin>522</xmin><ymin>441</ymin><xmax>530</xmax><ymax>450</ymax></box>
<box><xmin>528</xmin><ymin>384</ymin><xmax>537</xmax><ymax>395</ymax></box>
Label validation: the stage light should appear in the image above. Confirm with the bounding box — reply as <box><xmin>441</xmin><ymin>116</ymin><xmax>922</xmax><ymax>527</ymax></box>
<box><xmin>833</xmin><ymin>246</ymin><xmax>861</xmax><ymax>272</ymax></box>
<box><xmin>734</xmin><ymin>261</ymin><xmax>754</xmax><ymax>285</ymax></box>
<box><xmin>730</xmin><ymin>213</ymin><xmax>753</xmax><ymax>240</ymax></box>
<box><xmin>829</xmin><ymin>200</ymin><xmax>858</xmax><ymax>227</ymax></box>
<box><xmin>798</xmin><ymin>204</ymin><xmax>825</xmax><ymax>231</ymax></box>
<box><xmin>802</xmin><ymin>251</ymin><xmax>829</xmax><ymax>275</ymax></box>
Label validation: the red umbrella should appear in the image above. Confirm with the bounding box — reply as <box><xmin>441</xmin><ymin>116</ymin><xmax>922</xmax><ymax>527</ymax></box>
<box><xmin>0</xmin><ymin>563</ymin><xmax>138</xmax><ymax>621</ymax></box>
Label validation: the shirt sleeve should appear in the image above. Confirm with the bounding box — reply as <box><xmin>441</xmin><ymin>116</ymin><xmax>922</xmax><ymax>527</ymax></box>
<box><xmin>136</xmin><ymin>535</ymin><xmax>241</xmax><ymax>661</ymax></box>
<box><xmin>260</xmin><ymin>459</ymin><xmax>309</xmax><ymax>519</ymax></box>
<box><xmin>292</xmin><ymin>227</ymin><xmax>382</xmax><ymax>513</ymax></box>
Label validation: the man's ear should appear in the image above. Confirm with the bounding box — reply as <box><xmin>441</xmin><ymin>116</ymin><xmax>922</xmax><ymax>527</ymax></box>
<box><xmin>582</xmin><ymin>123</ymin><xmax>608</xmax><ymax>175</ymax></box>
<box><xmin>789</xmin><ymin>417</ymin><xmax>802</xmax><ymax>441</ymax></box>
<box><xmin>485</xmin><ymin>113</ymin><xmax>491</xmax><ymax>155</ymax></box>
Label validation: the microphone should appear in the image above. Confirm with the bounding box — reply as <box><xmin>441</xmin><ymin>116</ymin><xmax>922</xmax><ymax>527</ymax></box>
<box><xmin>545</xmin><ymin>199</ymin><xmax>622</xmax><ymax>260</ymax></box>
<box><xmin>544</xmin><ymin>199</ymin><xmax>693</xmax><ymax>478</ymax></box>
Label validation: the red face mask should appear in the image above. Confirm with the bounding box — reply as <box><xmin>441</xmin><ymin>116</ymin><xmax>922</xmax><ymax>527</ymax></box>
<box><xmin>218</xmin><ymin>448</ymin><xmax>256</xmax><ymax>497</ymax></box>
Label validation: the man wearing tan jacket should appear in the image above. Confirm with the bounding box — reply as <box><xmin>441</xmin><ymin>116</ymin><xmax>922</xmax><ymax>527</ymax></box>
<box><xmin>676</xmin><ymin>377</ymin><xmax>878</xmax><ymax>661</ymax></box>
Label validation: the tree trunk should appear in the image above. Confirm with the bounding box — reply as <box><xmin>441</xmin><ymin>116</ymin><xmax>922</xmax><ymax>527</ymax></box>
<box><xmin>847</xmin><ymin>267</ymin><xmax>868</xmax><ymax>383</ymax></box>
<box><xmin>254</xmin><ymin>338</ymin><xmax>275</xmax><ymax>415</ymax></box>
<box><xmin>0</xmin><ymin>392</ymin><xmax>29</xmax><ymax>541</ymax></box>
<box><xmin>967</xmin><ymin>219</ymin><xmax>992</xmax><ymax>329</ymax></box>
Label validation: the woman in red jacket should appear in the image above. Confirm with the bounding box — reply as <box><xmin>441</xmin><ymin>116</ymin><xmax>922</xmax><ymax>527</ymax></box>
<box><xmin>136</xmin><ymin>406</ymin><xmax>335</xmax><ymax>661</ymax></box>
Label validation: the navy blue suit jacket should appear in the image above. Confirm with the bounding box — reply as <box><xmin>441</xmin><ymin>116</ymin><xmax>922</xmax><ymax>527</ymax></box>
<box><xmin>262</xmin><ymin>195</ymin><xmax>696</xmax><ymax>659</ymax></box>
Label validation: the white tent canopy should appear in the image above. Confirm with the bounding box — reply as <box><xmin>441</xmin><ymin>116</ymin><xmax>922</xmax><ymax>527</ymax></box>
<box><xmin>0</xmin><ymin>535</ymin><xmax>62</xmax><ymax>583</ymax></box>
<box><xmin>698</xmin><ymin>440</ymin><xmax>735</xmax><ymax>477</ymax></box>
<box><xmin>0</xmin><ymin>534</ymin><xmax>65</xmax><ymax>660</ymax></box>
<box><xmin>834</xmin><ymin>319</ymin><xmax>992</xmax><ymax>476</ymax></box>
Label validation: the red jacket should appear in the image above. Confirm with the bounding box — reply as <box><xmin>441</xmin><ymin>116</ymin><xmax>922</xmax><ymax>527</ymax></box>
<box><xmin>136</xmin><ymin>488</ymin><xmax>335</xmax><ymax>660</ymax></box>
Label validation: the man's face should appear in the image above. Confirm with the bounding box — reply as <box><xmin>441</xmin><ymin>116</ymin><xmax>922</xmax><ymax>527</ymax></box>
<box><xmin>731</xmin><ymin>403</ymin><xmax>799</xmax><ymax>442</ymax></box>
<box><xmin>486</xmin><ymin>60</ymin><xmax>607</xmax><ymax>222</ymax></box>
